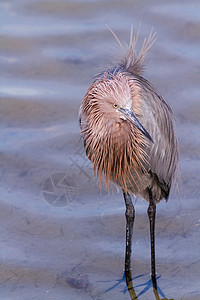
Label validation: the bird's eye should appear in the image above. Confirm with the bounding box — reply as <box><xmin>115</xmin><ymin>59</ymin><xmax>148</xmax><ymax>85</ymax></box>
<box><xmin>113</xmin><ymin>104</ymin><xmax>118</xmax><ymax>109</ymax></box>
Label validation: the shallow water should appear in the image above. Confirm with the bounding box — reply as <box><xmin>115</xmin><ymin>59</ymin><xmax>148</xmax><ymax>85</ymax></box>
<box><xmin>0</xmin><ymin>0</ymin><xmax>200</xmax><ymax>299</ymax></box>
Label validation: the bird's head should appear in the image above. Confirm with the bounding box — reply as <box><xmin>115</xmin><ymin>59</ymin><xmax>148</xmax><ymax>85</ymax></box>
<box><xmin>89</xmin><ymin>73</ymin><xmax>153</xmax><ymax>143</ymax></box>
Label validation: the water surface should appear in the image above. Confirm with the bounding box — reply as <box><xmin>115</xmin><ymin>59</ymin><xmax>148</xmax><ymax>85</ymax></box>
<box><xmin>0</xmin><ymin>1</ymin><xmax>200</xmax><ymax>299</ymax></box>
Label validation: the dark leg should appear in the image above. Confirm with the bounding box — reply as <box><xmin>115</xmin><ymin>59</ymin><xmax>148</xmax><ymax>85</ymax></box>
<box><xmin>147</xmin><ymin>188</ymin><xmax>157</xmax><ymax>288</ymax></box>
<box><xmin>123</xmin><ymin>190</ymin><xmax>135</xmax><ymax>273</ymax></box>
<box><xmin>125</xmin><ymin>269</ymin><xmax>138</xmax><ymax>300</ymax></box>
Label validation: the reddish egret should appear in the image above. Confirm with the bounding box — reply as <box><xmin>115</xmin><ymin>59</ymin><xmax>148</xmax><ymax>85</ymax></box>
<box><xmin>79</xmin><ymin>28</ymin><xmax>179</xmax><ymax>288</ymax></box>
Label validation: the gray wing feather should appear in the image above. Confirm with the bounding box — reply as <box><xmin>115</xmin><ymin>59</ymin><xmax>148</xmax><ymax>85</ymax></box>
<box><xmin>137</xmin><ymin>76</ymin><xmax>179</xmax><ymax>199</ymax></box>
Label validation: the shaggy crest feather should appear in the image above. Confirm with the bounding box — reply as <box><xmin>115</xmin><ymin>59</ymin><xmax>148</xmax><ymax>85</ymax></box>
<box><xmin>108</xmin><ymin>25</ymin><xmax>156</xmax><ymax>75</ymax></box>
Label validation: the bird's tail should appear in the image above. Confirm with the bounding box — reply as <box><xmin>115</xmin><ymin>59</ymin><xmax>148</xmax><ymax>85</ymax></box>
<box><xmin>108</xmin><ymin>25</ymin><xmax>156</xmax><ymax>76</ymax></box>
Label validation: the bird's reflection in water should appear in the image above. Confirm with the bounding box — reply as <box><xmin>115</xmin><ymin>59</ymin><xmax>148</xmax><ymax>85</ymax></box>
<box><xmin>104</xmin><ymin>271</ymin><xmax>174</xmax><ymax>300</ymax></box>
<box><xmin>125</xmin><ymin>270</ymin><xmax>174</xmax><ymax>300</ymax></box>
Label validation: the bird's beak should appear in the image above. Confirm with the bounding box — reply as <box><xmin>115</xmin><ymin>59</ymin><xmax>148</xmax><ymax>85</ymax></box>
<box><xmin>119</xmin><ymin>108</ymin><xmax>154</xmax><ymax>143</ymax></box>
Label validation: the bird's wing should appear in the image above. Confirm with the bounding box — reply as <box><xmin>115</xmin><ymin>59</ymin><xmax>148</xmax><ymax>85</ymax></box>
<box><xmin>136</xmin><ymin>77</ymin><xmax>179</xmax><ymax>199</ymax></box>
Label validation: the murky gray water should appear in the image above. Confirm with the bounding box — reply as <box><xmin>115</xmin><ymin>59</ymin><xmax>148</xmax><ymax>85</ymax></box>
<box><xmin>1</xmin><ymin>1</ymin><xmax>200</xmax><ymax>299</ymax></box>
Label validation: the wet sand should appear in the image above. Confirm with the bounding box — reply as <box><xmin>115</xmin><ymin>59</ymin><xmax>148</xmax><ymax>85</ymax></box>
<box><xmin>0</xmin><ymin>0</ymin><xmax>200</xmax><ymax>299</ymax></box>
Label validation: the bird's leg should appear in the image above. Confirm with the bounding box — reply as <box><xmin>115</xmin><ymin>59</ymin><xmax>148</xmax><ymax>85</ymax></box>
<box><xmin>147</xmin><ymin>188</ymin><xmax>157</xmax><ymax>289</ymax></box>
<box><xmin>123</xmin><ymin>190</ymin><xmax>135</xmax><ymax>273</ymax></box>
<box><xmin>125</xmin><ymin>269</ymin><xmax>138</xmax><ymax>300</ymax></box>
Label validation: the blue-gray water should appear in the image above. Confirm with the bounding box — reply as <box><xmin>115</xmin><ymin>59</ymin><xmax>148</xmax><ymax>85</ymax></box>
<box><xmin>0</xmin><ymin>1</ymin><xmax>200</xmax><ymax>299</ymax></box>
